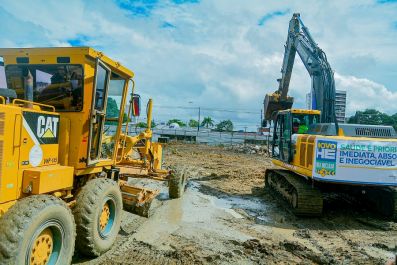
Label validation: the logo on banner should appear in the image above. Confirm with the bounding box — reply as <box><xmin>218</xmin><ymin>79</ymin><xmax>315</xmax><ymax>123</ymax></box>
<box><xmin>315</xmin><ymin>140</ymin><xmax>337</xmax><ymax>177</ymax></box>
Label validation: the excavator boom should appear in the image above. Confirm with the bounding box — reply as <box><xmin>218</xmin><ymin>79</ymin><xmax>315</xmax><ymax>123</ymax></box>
<box><xmin>263</xmin><ymin>13</ymin><xmax>336</xmax><ymax>123</ymax></box>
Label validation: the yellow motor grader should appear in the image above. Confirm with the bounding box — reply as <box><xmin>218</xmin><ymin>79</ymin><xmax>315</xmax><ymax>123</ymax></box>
<box><xmin>0</xmin><ymin>47</ymin><xmax>186</xmax><ymax>264</ymax></box>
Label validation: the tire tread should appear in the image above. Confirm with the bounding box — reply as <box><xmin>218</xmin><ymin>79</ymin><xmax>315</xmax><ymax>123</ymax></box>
<box><xmin>0</xmin><ymin>195</ymin><xmax>76</xmax><ymax>265</ymax></box>
<box><xmin>73</xmin><ymin>178</ymin><xmax>122</xmax><ymax>257</ymax></box>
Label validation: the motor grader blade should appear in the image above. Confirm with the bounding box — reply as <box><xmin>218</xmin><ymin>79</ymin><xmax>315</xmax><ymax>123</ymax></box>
<box><xmin>118</xmin><ymin>165</ymin><xmax>170</xmax><ymax>181</ymax></box>
<box><xmin>120</xmin><ymin>182</ymin><xmax>160</xmax><ymax>217</ymax></box>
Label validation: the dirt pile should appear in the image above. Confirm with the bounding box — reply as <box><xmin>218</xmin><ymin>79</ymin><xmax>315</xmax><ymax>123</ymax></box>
<box><xmin>224</xmin><ymin>144</ymin><xmax>269</xmax><ymax>155</ymax></box>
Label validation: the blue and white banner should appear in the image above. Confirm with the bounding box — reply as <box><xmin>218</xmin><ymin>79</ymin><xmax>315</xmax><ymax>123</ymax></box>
<box><xmin>313</xmin><ymin>137</ymin><xmax>397</xmax><ymax>186</ymax></box>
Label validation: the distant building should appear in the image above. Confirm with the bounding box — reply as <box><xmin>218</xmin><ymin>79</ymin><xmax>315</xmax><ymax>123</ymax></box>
<box><xmin>335</xmin><ymin>90</ymin><xmax>347</xmax><ymax>123</ymax></box>
<box><xmin>306</xmin><ymin>90</ymin><xmax>347</xmax><ymax>123</ymax></box>
<box><xmin>305</xmin><ymin>92</ymin><xmax>312</xmax><ymax>110</ymax></box>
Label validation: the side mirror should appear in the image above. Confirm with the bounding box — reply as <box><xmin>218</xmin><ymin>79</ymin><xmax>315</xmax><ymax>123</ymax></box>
<box><xmin>132</xmin><ymin>94</ymin><xmax>141</xmax><ymax>117</ymax></box>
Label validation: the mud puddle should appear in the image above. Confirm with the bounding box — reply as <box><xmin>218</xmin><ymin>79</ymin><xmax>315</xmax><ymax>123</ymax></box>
<box><xmin>74</xmin><ymin>178</ymin><xmax>274</xmax><ymax>264</ymax></box>
<box><xmin>130</xmin><ymin>180</ymin><xmax>257</xmax><ymax>250</ymax></box>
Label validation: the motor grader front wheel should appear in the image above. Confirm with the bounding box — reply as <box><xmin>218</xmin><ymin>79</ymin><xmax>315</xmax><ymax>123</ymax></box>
<box><xmin>73</xmin><ymin>178</ymin><xmax>123</xmax><ymax>257</ymax></box>
<box><xmin>0</xmin><ymin>195</ymin><xmax>76</xmax><ymax>265</ymax></box>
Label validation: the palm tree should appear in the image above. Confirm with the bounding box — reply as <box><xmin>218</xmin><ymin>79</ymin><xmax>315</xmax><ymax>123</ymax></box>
<box><xmin>201</xmin><ymin>116</ymin><xmax>214</xmax><ymax>128</ymax></box>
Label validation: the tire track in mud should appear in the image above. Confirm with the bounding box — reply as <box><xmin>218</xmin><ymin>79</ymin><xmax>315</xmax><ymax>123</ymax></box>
<box><xmin>293</xmin><ymin>217</ymin><xmax>390</xmax><ymax>264</ymax></box>
<box><xmin>98</xmin><ymin>239</ymin><xmax>203</xmax><ymax>265</ymax></box>
<box><xmin>75</xmin><ymin>210</ymin><xmax>205</xmax><ymax>265</ymax></box>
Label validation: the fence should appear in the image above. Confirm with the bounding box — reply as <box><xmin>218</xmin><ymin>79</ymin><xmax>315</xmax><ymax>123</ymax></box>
<box><xmin>105</xmin><ymin>124</ymin><xmax>271</xmax><ymax>146</ymax></box>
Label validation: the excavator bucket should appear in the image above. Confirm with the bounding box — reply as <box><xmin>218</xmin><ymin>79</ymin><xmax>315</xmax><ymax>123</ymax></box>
<box><xmin>264</xmin><ymin>93</ymin><xmax>294</xmax><ymax>121</ymax></box>
<box><xmin>120</xmin><ymin>182</ymin><xmax>160</xmax><ymax>217</ymax></box>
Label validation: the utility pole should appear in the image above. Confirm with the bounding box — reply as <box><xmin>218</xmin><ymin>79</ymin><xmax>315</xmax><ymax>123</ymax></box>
<box><xmin>197</xmin><ymin>107</ymin><xmax>201</xmax><ymax>132</ymax></box>
<box><xmin>260</xmin><ymin>109</ymin><xmax>263</xmax><ymax>128</ymax></box>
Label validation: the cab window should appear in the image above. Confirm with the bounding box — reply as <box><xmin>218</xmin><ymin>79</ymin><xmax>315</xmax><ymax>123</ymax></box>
<box><xmin>292</xmin><ymin>113</ymin><xmax>319</xmax><ymax>134</ymax></box>
<box><xmin>101</xmin><ymin>74</ymin><xmax>127</xmax><ymax>160</ymax></box>
<box><xmin>0</xmin><ymin>58</ymin><xmax>6</xmax><ymax>88</ymax></box>
<box><xmin>5</xmin><ymin>64</ymin><xmax>83</xmax><ymax>111</ymax></box>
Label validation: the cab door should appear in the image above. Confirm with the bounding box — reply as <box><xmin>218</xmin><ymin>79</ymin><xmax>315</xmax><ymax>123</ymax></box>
<box><xmin>87</xmin><ymin>59</ymin><xmax>111</xmax><ymax>165</ymax></box>
<box><xmin>280</xmin><ymin>112</ymin><xmax>293</xmax><ymax>162</ymax></box>
<box><xmin>272</xmin><ymin>112</ymin><xmax>293</xmax><ymax>162</ymax></box>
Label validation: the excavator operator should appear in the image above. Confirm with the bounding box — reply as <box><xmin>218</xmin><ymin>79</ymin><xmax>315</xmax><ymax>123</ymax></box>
<box><xmin>293</xmin><ymin>118</ymin><xmax>308</xmax><ymax>134</ymax></box>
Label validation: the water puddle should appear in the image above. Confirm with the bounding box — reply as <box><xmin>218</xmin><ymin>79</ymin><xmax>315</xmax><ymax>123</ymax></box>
<box><xmin>130</xmin><ymin>180</ymin><xmax>258</xmax><ymax>249</ymax></box>
<box><xmin>190</xmin><ymin>181</ymin><xmax>271</xmax><ymax>223</ymax></box>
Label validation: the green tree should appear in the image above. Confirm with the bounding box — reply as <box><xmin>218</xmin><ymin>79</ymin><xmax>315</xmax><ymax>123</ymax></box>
<box><xmin>347</xmin><ymin>108</ymin><xmax>397</xmax><ymax>130</ymax></box>
<box><xmin>201</xmin><ymin>116</ymin><xmax>214</xmax><ymax>128</ymax></box>
<box><xmin>135</xmin><ymin>120</ymin><xmax>156</xmax><ymax>128</ymax></box>
<box><xmin>122</xmin><ymin>113</ymin><xmax>131</xmax><ymax>123</ymax></box>
<box><xmin>105</xmin><ymin>98</ymin><xmax>121</xmax><ymax>125</ymax></box>
<box><xmin>167</xmin><ymin>119</ymin><xmax>186</xmax><ymax>127</ymax></box>
<box><xmin>348</xmin><ymin>109</ymin><xmax>392</xmax><ymax>125</ymax></box>
<box><xmin>215</xmin><ymin>120</ymin><xmax>234</xmax><ymax>132</ymax></box>
<box><xmin>106</xmin><ymin>98</ymin><xmax>119</xmax><ymax>118</ymax></box>
<box><xmin>188</xmin><ymin>119</ymin><xmax>199</xmax><ymax>128</ymax></box>
<box><xmin>136</xmin><ymin>122</ymin><xmax>147</xmax><ymax>128</ymax></box>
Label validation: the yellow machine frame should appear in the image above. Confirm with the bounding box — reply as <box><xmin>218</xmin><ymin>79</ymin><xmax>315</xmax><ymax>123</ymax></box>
<box><xmin>0</xmin><ymin>47</ymin><xmax>168</xmax><ymax>215</ymax></box>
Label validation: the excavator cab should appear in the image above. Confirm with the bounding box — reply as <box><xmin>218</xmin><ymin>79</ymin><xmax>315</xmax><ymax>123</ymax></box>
<box><xmin>272</xmin><ymin>109</ymin><xmax>320</xmax><ymax>162</ymax></box>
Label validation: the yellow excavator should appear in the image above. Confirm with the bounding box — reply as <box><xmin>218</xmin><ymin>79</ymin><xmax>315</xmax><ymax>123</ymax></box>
<box><xmin>264</xmin><ymin>14</ymin><xmax>397</xmax><ymax>218</ymax></box>
<box><xmin>0</xmin><ymin>47</ymin><xmax>186</xmax><ymax>264</ymax></box>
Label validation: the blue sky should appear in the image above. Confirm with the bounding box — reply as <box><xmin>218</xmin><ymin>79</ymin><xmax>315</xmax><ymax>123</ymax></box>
<box><xmin>0</xmin><ymin>0</ymin><xmax>396</xmax><ymax>130</ymax></box>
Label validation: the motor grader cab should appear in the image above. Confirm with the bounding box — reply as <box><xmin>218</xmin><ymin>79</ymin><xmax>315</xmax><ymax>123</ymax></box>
<box><xmin>0</xmin><ymin>47</ymin><xmax>186</xmax><ymax>264</ymax></box>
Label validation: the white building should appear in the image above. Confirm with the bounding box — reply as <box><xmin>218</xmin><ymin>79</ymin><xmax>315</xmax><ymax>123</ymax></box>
<box><xmin>335</xmin><ymin>90</ymin><xmax>347</xmax><ymax>123</ymax></box>
<box><xmin>305</xmin><ymin>92</ymin><xmax>312</xmax><ymax>110</ymax></box>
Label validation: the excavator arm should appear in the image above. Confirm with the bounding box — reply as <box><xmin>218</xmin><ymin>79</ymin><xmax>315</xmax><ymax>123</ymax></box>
<box><xmin>264</xmin><ymin>13</ymin><xmax>336</xmax><ymax>123</ymax></box>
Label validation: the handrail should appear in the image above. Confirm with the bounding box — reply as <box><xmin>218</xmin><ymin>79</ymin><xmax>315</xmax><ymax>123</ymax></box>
<box><xmin>12</xmin><ymin>99</ymin><xmax>56</xmax><ymax>112</ymax></box>
<box><xmin>0</xmin><ymin>96</ymin><xmax>5</xmax><ymax>104</ymax></box>
<box><xmin>116</xmin><ymin>79</ymin><xmax>135</xmax><ymax>164</ymax></box>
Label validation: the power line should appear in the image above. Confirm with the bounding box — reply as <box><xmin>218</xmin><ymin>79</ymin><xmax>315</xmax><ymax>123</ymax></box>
<box><xmin>155</xmin><ymin>105</ymin><xmax>261</xmax><ymax>114</ymax></box>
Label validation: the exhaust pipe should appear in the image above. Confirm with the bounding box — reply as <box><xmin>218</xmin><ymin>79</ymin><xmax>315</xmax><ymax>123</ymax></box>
<box><xmin>24</xmin><ymin>69</ymin><xmax>33</xmax><ymax>108</ymax></box>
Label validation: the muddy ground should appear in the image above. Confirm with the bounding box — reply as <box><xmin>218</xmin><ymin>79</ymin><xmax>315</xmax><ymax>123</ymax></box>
<box><xmin>74</xmin><ymin>143</ymin><xmax>397</xmax><ymax>265</ymax></box>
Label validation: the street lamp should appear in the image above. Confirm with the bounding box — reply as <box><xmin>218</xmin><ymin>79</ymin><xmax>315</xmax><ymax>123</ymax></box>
<box><xmin>188</xmin><ymin>101</ymin><xmax>200</xmax><ymax>132</ymax></box>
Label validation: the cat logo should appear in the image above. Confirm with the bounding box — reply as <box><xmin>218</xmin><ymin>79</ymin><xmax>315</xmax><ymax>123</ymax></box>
<box><xmin>23</xmin><ymin>112</ymin><xmax>60</xmax><ymax>145</ymax></box>
<box><xmin>37</xmin><ymin>116</ymin><xmax>59</xmax><ymax>139</ymax></box>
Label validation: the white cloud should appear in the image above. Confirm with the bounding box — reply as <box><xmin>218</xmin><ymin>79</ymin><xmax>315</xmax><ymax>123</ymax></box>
<box><xmin>335</xmin><ymin>73</ymin><xmax>397</xmax><ymax>115</ymax></box>
<box><xmin>0</xmin><ymin>0</ymin><xmax>396</xmax><ymax>129</ymax></box>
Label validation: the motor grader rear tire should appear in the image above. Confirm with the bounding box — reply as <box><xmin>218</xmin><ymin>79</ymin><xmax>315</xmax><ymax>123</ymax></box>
<box><xmin>169</xmin><ymin>169</ymin><xmax>187</xmax><ymax>199</ymax></box>
<box><xmin>0</xmin><ymin>195</ymin><xmax>76</xmax><ymax>265</ymax></box>
<box><xmin>73</xmin><ymin>178</ymin><xmax>123</xmax><ymax>257</ymax></box>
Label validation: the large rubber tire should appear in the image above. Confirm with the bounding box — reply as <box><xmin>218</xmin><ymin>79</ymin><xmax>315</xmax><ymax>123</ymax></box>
<box><xmin>73</xmin><ymin>178</ymin><xmax>123</xmax><ymax>257</ymax></box>
<box><xmin>0</xmin><ymin>195</ymin><xmax>76</xmax><ymax>265</ymax></box>
<box><xmin>169</xmin><ymin>169</ymin><xmax>187</xmax><ymax>199</ymax></box>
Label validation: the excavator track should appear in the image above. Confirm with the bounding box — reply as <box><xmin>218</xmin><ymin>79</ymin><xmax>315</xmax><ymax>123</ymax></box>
<box><xmin>361</xmin><ymin>186</ymin><xmax>397</xmax><ymax>221</ymax></box>
<box><xmin>376</xmin><ymin>186</ymin><xmax>397</xmax><ymax>221</ymax></box>
<box><xmin>265</xmin><ymin>169</ymin><xmax>323</xmax><ymax>216</ymax></box>
<box><xmin>391</xmin><ymin>187</ymin><xmax>397</xmax><ymax>221</ymax></box>
<box><xmin>393</xmin><ymin>187</ymin><xmax>397</xmax><ymax>220</ymax></box>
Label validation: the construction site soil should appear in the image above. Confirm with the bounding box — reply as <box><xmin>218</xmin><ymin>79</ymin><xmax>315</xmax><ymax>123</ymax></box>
<box><xmin>74</xmin><ymin>143</ymin><xmax>397</xmax><ymax>265</ymax></box>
